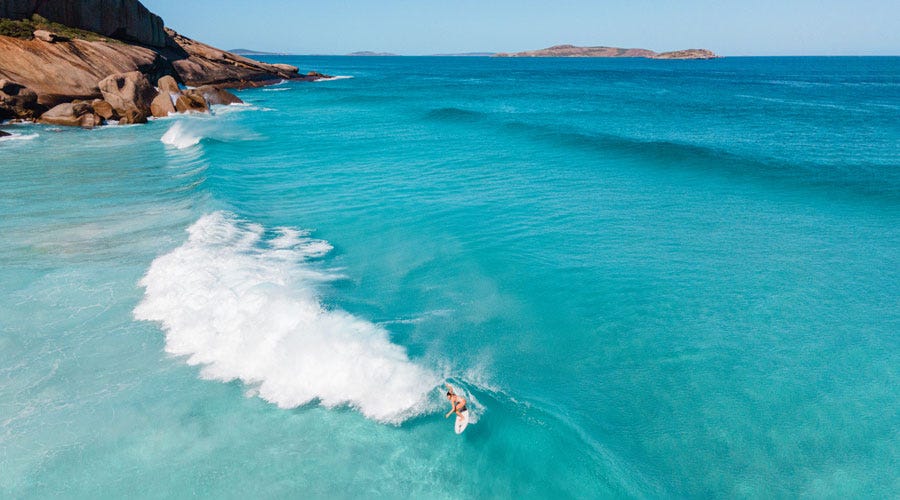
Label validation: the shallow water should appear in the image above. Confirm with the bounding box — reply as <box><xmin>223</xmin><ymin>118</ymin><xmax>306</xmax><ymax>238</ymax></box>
<box><xmin>1</xmin><ymin>56</ymin><xmax>898</xmax><ymax>497</ymax></box>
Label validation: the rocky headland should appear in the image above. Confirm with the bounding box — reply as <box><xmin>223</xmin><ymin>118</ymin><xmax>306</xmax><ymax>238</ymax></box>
<box><xmin>0</xmin><ymin>0</ymin><xmax>329</xmax><ymax>127</ymax></box>
<box><xmin>494</xmin><ymin>45</ymin><xmax>719</xmax><ymax>59</ymax></box>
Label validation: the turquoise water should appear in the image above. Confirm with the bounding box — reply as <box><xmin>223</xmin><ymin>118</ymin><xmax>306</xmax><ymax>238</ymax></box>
<box><xmin>1</xmin><ymin>56</ymin><xmax>898</xmax><ymax>497</ymax></box>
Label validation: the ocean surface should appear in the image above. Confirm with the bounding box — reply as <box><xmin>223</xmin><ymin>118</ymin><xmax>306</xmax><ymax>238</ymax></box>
<box><xmin>1</xmin><ymin>56</ymin><xmax>898</xmax><ymax>498</ymax></box>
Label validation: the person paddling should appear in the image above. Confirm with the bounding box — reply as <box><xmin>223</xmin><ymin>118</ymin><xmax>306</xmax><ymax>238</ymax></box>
<box><xmin>444</xmin><ymin>383</ymin><xmax>468</xmax><ymax>419</ymax></box>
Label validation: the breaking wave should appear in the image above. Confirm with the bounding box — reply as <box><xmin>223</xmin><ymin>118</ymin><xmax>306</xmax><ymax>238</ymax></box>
<box><xmin>134</xmin><ymin>212</ymin><xmax>441</xmax><ymax>424</ymax></box>
<box><xmin>160</xmin><ymin>121</ymin><xmax>202</xmax><ymax>149</ymax></box>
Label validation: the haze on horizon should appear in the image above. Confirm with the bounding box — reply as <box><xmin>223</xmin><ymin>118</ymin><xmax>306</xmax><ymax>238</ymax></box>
<box><xmin>142</xmin><ymin>0</ymin><xmax>898</xmax><ymax>56</ymax></box>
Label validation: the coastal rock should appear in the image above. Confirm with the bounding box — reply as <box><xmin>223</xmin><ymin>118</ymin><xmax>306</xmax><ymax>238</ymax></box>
<box><xmin>38</xmin><ymin>101</ymin><xmax>100</xmax><ymax>127</ymax></box>
<box><xmin>77</xmin><ymin>111</ymin><xmax>102</xmax><ymax>128</ymax></box>
<box><xmin>150</xmin><ymin>91</ymin><xmax>176</xmax><ymax>117</ymax></box>
<box><xmin>157</xmin><ymin>75</ymin><xmax>180</xmax><ymax>94</ymax></box>
<box><xmin>91</xmin><ymin>99</ymin><xmax>116</xmax><ymax>120</ymax></box>
<box><xmin>117</xmin><ymin>107</ymin><xmax>147</xmax><ymax>124</ymax></box>
<box><xmin>188</xmin><ymin>85</ymin><xmax>242</xmax><ymax>106</ymax></box>
<box><xmin>33</xmin><ymin>30</ymin><xmax>62</xmax><ymax>43</ymax></box>
<box><xmin>1</xmin><ymin>0</ymin><xmax>167</xmax><ymax>47</ymax></box>
<box><xmin>160</xmin><ymin>29</ymin><xmax>306</xmax><ymax>87</ymax></box>
<box><xmin>174</xmin><ymin>92</ymin><xmax>208</xmax><ymax>113</ymax></box>
<box><xmin>0</xmin><ymin>130</ymin><xmax>10</xmax><ymax>137</ymax></box>
<box><xmin>0</xmin><ymin>36</ymin><xmax>166</xmax><ymax>106</ymax></box>
<box><xmin>0</xmin><ymin>3</ymin><xmax>326</xmax><ymax>124</ymax></box>
<box><xmin>98</xmin><ymin>71</ymin><xmax>156</xmax><ymax>116</ymax></box>
<box><xmin>0</xmin><ymin>79</ymin><xmax>42</xmax><ymax>119</ymax></box>
<box><xmin>272</xmin><ymin>63</ymin><xmax>299</xmax><ymax>73</ymax></box>
<box><xmin>71</xmin><ymin>101</ymin><xmax>93</xmax><ymax>116</ymax></box>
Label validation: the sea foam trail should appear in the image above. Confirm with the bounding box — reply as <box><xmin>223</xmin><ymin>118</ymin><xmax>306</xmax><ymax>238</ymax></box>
<box><xmin>134</xmin><ymin>212</ymin><xmax>441</xmax><ymax>424</ymax></box>
<box><xmin>0</xmin><ymin>132</ymin><xmax>39</xmax><ymax>141</ymax></box>
<box><xmin>314</xmin><ymin>75</ymin><xmax>354</xmax><ymax>82</ymax></box>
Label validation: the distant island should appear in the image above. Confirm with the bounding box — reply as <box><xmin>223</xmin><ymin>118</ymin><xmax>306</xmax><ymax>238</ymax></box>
<box><xmin>430</xmin><ymin>52</ymin><xmax>496</xmax><ymax>57</ymax></box>
<box><xmin>347</xmin><ymin>51</ymin><xmax>397</xmax><ymax>56</ymax></box>
<box><xmin>494</xmin><ymin>45</ymin><xmax>719</xmax><ymax>59</ymax></box>
<box><xmin>230</xmin><ymin>48</ymin><xmax>288</xmax><ymax>56</ymax></box>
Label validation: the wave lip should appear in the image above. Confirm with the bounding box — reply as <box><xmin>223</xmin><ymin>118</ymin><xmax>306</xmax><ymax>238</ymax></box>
<box><xmin>160</xmin><ymin>121</ymin><xmax>201</xmax><ymax>149</ymax></box>
<box><xmin>134</xmin><ymin>212</ymin><xmax>440</xmax><ymax>424</ymax></box>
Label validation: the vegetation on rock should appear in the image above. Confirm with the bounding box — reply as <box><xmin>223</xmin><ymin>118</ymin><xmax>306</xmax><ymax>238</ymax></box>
<box><xmin>0</xmin><ymin>14</ymin><xmax>115</xmax><ymax>42</ymax></box>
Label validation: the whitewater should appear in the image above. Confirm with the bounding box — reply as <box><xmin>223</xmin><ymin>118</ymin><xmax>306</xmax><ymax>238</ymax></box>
<box><xmin>133</xmin><ymin>211</ymin><xmax>441</xmax><ymax>424</ymax></box>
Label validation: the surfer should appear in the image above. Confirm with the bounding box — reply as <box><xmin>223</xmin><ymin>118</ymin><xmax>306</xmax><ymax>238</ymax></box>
<box><xmin>444</xmin><ymin>383</ymin><xmax>468</xmax><ymax>419</ymax></box>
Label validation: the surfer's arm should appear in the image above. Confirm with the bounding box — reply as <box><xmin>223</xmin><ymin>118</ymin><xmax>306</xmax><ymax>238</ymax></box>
<box><xmin>445</xmin><ymin>399</ymin><xmax>462</xmax><ymax>418</ymax></box>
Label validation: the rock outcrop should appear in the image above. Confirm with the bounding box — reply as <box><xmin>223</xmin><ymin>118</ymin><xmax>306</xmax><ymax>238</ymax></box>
<box><xmin>0</xmin><ymin>27</ymin><xmax>316</xmax><ymax>110</ymax></box>
<box><xmin>33</xmin><ymin>29</ymin><xmax>62</xmax><ymax>42</ymax></box>
<box><xmin>0</xmin><ymin>0</ymin><xmax>327</xmax><ymax>125</ymax></box>
<box><xmin>0</xmin><ymin>78</ymin><xmax>42</xmax><ymax>119</ymax></box>
<box><xmin>494</xmin><ymin>44</ymin><xmax>720</xmax><ymax>59</ymax></box>
<box><xmin>0</xmin><ymin>0</ymin><xmax>166</xmax><ymax>47</ymax></box>
<box><xmin>272</xmin><ymin>63</ymin><xmax>299</xmax><ymax>73</ymax></box>
<box><xmin>156</xmin><ymin>75</ymin><xmax>179</xmax><ymax>94</ymax></box>
<box><xmin>149</xmin><ymin>91</ymin><xmax>175</xmax><ymax>117</ymax></box>
<box><xmin>98</xmin><ymin>71</ymin><xmax>156</xmax><ymax>118</ymax></box>
<box><xmin>174</xmin><ymin>92</ymin><xmax>208</xmax><ymax>114</ymax></box>
<box><xmin>38</xmin><ymin>101</ymin><xmax>101</xmax><ymax>127</ymax></box>
<box><xmin>0</xmin><ymin>129</ymin><xmax>10</xmax><ymax>137</ymax></box>
<box><xmin>188</xmin><ymin>85</ymin><xmax>243</xmax><ymax>106</ymax></box>
<box><xmin>91</xmin><ymin>99</ymin><xmax>116</xmax><ymax>120</ymax></box>
<box><xmin>0</xmin><ymin>35</ymin><xmax>165</xmax><ymax>107</ymax></box>
<box><xmin>158</xmin><ymin>29</ymin><xmax>304</xmax><ymax>87</ymax></box>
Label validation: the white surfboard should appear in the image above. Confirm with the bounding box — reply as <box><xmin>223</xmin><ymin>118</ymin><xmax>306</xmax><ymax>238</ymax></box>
<box><xmin>455</xmin><ymin>410</ymin><xmax>470</xmax><ymax>434</ymax></box>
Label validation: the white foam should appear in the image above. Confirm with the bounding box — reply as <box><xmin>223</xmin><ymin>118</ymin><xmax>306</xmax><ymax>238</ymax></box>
<box><xmin>160</xmin><ymin>121</ymin><xmax>201</xmax><ymax>149</ymax></box>
<box><xmin>0</xmin><ymin>132</ymin><xmax>38</xmax><ymax>142</ymax></box>
<box><xmin>262</xmin><ymin>87</ymin><xmax>290</xmax><ymax>92</ymax></box>
<box><xmin>314</xmin><ymin>75</ymin><xmax>354</xmax><ymax>82</ymax></box>
<box><xmin>134</xmin><ymin>212</ymin><xmax>441</xmax><ymax>424</ymax></box>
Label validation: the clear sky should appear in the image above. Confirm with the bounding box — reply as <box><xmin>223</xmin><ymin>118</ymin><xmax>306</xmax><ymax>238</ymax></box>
<box><xmin>141</xmin><ymin>0</ymin><xmax>899</xmax><ymax>56</ymax></box>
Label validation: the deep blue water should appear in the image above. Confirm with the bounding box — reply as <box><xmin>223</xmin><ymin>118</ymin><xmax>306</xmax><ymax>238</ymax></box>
<box><xmin>1</xmin><ymin>56</ymin><xmax>898</xmax><ymax>497</ymax></box>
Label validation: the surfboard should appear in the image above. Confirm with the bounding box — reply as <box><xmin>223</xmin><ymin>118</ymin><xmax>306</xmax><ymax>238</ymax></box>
<box><xmin>455</xmin><ymin>410</ymin><xmax>469</xmax><ymax>434</ymax></box>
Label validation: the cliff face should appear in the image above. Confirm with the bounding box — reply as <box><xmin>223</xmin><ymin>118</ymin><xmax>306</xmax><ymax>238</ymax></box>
<box><xmin>494</xmin><ymin>44</ymin><xmax>719</xmax><ymax>59</ymax></box>
<box><xmin>0</xmin><ymin>0</ymin><xmax>165</xmax><ymax>47</ymax></box>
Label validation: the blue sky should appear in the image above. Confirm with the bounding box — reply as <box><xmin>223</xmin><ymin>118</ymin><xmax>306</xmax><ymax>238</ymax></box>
<box><xmin>142</xmin><ymin>0</ymin><xmax>899</xmax><ymax>55</ymax></box>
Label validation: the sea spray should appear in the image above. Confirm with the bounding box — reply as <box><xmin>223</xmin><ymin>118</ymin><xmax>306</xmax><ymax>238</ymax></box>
<box><xmin>134</xmin><ymin>212</ymin><xmax>441</xmax><ymax>424</ymax></box>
